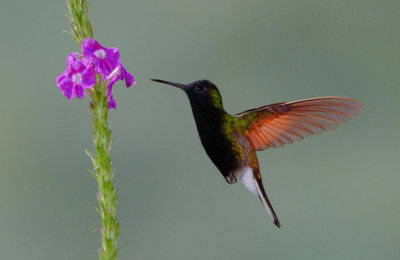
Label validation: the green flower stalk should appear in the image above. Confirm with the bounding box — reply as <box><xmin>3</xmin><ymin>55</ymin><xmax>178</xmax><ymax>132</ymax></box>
<box><xmin>57</xmin><ymin>1</ymin><xmax>135</xmax><ymax>259</ymax></box>
<box><xmin>88</xmin><ymin>78</ymin><xmax>118</xmax><ymax>259</ymax></box>
<box><xmin>66</xmin><ymin>0</ymin><xmax>93</xmax><ymax>44</ymax></box>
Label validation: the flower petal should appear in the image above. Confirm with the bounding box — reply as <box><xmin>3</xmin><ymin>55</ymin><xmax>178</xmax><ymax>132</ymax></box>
<box><xmin>81</xmin><ymin>65</ymin><xmax>96</xmax><ymax>89</ymax></box>
<box><xmin>123</xmin><ymin>68</ymin><xmax>135</xmax><ymax>87</ymax></box>
<box><xmin>108</xmin><ymin>65</ymin><xmax>122</xmax><ymax>81</ymax></box>
<box><xmin>82</xmin><ymin>39</ymin><xmax>101</xmax><ymax>59</ymax></box>
<box><xmin>106</xmin><ymin>77</ymin><xmax>120</xmax><ymax>94</ymax></box>
<box><xmin>56</xmin><ymin>71</ymin><xmax>68</xmax><ymax>86</ymax></box>
<box><xmin>66</xmin><ymin>52</ymin><xmax>79</xmax><ymax>66</ymax></box>
<box><xmin>59</xmin><ymin>78</ymin><xmax>74</xmax><ymax>100</ymax></box>
<box><xmin>108</xmin><ymin>93</ymin><xmax>117</xmax><ymax>110</ymax></box>
<box><xmin>104</xmin><ymin>47</ymin><xmax>120</xmax><ymax>68</ymax></box>
<box><xmin>74</xmin><ymin>84</ymin><xmax>85</xmax><ymax>99</ymax></box>
<box><xmin>98</xmin><ymin>59</ymin><xmax>113</xmax><ymax>77</ymax></box>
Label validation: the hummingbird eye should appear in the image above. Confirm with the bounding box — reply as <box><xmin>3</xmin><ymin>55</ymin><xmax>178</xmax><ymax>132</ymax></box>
<box><xmin>195</xmin><ymin>85</ymin><xmax>204</xmax><ymax>92</ymax></box>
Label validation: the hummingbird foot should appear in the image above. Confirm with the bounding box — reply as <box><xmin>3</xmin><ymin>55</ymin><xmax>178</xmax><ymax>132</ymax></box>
<box><xmin>225</xmin><ymin>173</ymin><xmax>237</xmax><ymax>184</ymax></box>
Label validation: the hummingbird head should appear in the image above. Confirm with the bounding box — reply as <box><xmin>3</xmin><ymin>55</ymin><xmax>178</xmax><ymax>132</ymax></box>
<box><xmin>151</xmin><ymin>79</ymin><xmax>224</xmax><ymax>109</ymax></box>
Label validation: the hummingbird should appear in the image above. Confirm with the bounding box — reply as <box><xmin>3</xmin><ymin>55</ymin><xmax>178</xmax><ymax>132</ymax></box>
<box><xmin>152</xmin><ymin>79</ymin><xmax>362</xmax><ymax>228</ymax></box>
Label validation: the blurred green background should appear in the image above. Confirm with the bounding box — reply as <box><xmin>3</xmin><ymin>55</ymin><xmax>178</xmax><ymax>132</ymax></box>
<box><xmin>1</xmin><ymin>0</ymin><xmax>399</xmax><ymax>259</ymax></box>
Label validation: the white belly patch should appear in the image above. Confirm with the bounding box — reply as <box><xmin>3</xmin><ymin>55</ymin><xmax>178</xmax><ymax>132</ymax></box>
<box><xmin>236</xmin><ymin>167</ymin><xmax>258</xmax><ymax>195</ymax></box>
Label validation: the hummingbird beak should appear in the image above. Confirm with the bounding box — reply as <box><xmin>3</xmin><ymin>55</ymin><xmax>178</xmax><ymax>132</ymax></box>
<box><xmin>151</xmin><ymin>79</ymin><xmax>188</xmax><ymax>90</ymax></box>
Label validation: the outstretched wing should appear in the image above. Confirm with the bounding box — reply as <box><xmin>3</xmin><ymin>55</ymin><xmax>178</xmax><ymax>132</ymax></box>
<box><xmin>236</xmin><ymin>97</ymin><xmax>362</xmax><ymax>151</ymax></box>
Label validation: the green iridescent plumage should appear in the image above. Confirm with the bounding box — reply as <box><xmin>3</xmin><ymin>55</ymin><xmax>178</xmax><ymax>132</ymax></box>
<box><xmin>209</xmin><ymin>88</ymin><xmax>223</xmax><ymax>109</ymax></box>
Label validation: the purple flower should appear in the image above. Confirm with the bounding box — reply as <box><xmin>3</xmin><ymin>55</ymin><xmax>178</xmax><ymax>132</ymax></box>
<box><xmin>57</xmin><ymin>53</ymin><xmax>96</xmax><ymax>100</ymax></box>
<box><xmin>57</xmin><ymin>38</ymin><xmax>134</xmax><ymax>109</ymax></box>
<box><xmin>105</xmin><ymin>62</ymin><xmax>135</xmax><ymax>109</ymax></box>
<box><xmin>81</xmin><ymin>38</ymin><xmax>119</xmax><ymax>80</ymax></box>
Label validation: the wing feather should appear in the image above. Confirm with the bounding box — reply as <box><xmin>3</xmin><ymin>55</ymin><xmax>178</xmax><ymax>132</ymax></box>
<box><xmin>237</xmin><ymin>97</ymin><xmax>362</xmax><ymax>151</ymax></box>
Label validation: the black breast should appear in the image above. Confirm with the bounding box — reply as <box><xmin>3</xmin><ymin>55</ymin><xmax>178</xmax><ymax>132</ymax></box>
<box><xmin>190</xmin><ymin>107</ymin><xmax>239</xmax><ymax>178</ymax></box>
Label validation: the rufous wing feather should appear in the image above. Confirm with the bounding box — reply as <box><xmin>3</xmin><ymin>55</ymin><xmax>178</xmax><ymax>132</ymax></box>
<box><xmin>236</xmin><ymin>97</ymin><xmax>362</xmax><ymax>151</ymax></box>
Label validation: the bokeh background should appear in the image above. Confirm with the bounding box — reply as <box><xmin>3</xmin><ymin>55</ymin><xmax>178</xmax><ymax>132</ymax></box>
<box><xmin>1</xmin><ymin>0</ymin><xmax>399</xmax><ymax>259</ymax></box>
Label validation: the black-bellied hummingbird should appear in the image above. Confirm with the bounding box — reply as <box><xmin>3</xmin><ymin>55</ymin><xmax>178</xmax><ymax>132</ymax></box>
<box><xmin>152</xmin><ymin>79</ymin><xmax>362</xmax><ymax>228</ymax></box>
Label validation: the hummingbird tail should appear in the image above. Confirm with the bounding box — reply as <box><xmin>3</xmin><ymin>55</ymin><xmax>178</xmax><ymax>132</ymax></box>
<box><xmin>255</xmin><ymin>178</ymin><xmax>281</xmax><ymax>228</ymax></box>
<box><xmin>238</xmin><ymin>167</ymin><xmax>281</xmax><ymax>228</ymax></box>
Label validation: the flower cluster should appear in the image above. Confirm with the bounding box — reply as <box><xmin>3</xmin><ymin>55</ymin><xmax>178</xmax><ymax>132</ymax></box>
<box><xmin>57</xmin><ymin>38</ymin><xmax>135</xmax><ymax>109</ymax></box>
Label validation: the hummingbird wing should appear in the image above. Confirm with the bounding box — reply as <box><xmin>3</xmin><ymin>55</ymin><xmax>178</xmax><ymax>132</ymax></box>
<box><xmin>236</xmin><ymin>97</ymin><xmax>362</xmax><ymax>151</ymax></box>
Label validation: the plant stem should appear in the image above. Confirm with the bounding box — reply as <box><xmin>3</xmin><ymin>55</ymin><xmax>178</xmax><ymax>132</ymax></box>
<box><xmin>65</xmin><ymin>1</ymin><xmax>119</xmax><ymax>259</ymax></box>
<box><xmin>90</xmin><ymin>80</ymin><xmax>119</xmax><ymax>259</ymax></box>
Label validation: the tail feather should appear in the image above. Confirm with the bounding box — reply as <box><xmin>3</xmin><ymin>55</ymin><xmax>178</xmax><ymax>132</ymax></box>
<box><xmin>238</xmin><ymin>167</ymin><xmax>281</xmax><ymax>228</ymax></box>
<box><xmin>255</xmin><ymin>178</ymin><xmax>281</xmax><ymax>228</ymax></box>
